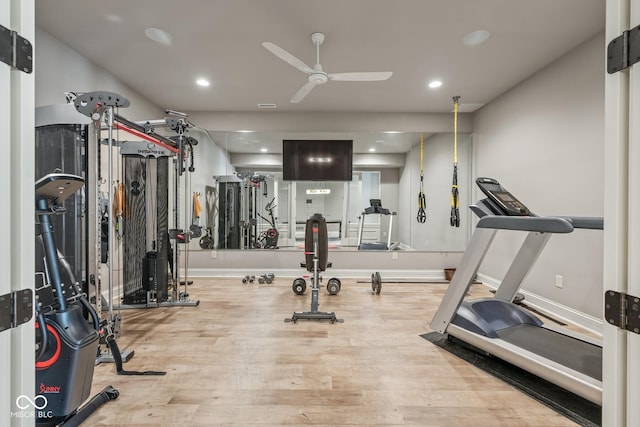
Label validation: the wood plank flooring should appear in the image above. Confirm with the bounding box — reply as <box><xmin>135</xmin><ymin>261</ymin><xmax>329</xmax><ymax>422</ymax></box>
<box><xmin>86</xmin><ymin>278</ymin><xmax>579</xmax><ymax>426</ymax></box>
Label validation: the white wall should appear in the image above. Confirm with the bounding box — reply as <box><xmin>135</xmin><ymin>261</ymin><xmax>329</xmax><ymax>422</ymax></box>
<box><xmin>472</xmin><ymin>33</ymin><xmax>605</xmax><ymax>320</ymax></box>
<box><xmin>35</xmin><ymin>28</ymin><xmax>161</xmax><ymax>119</ymax></box>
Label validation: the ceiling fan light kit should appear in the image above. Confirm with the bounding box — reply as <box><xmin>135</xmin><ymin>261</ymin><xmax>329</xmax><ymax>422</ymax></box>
<box><xmin>262</xmin><ymin>32</ymin><xmax>393</xmax><ymax>103</ymax></box>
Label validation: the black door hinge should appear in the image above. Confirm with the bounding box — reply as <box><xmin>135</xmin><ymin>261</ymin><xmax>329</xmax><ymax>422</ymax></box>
<box><xmin>605</xmin><ymin>290</ymin><xmax>640</xmax><ymax>334</ymax></box>
<box><xmin>0</xmin><ymin>289</ymin><xmax>34</xmax><ymax>333</ymax></box>
<box><xmin>0</xmin><ymin>24</ymin><xmax>33</xmax><ymax>73</ymax></box>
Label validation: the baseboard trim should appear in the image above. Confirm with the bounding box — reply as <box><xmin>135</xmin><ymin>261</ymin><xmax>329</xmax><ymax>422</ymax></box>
<box><xmin>185</xmin><ymin>268</ymin><xmax>446</xmax><ymax>281</ymax></box>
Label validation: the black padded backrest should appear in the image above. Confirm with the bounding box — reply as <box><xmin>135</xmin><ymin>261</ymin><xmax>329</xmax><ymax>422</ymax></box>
<box><xmin>304</xmin><ymin>213</ymin><xmax>328</xmax><ymax>272</ymax></box>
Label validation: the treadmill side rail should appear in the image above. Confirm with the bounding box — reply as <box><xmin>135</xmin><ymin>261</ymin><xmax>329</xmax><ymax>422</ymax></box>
<box><xmin>477</xmin><ymin>216</ymin><xmax>574</xmax><ymax>233</ymax></box>
<box><xmin>494</xmin><ymin>231</ymin><xmax>552</xmax><ymax>301</ymax></box>
<box><xmin>561</xmin><ymin>216</ymin><xmax>604</xmax><ymax>230</ymax></box>
<box><xmin>430</xmin><ymin>227</ymin><xmax>497</xmax><ymax>333</ymax></box>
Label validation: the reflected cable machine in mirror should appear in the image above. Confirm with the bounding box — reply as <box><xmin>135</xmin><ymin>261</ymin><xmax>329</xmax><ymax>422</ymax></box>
<box><xmin>216</xmin><ymin>172</ymin><xmax>278</xmax><ymax>250</ymax></box>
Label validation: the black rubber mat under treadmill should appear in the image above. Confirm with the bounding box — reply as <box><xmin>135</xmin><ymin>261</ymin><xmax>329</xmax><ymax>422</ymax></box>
<box><xmin>421</xmin><ymin>332</ymin><xmax>601</xmax><ymax>427</ymax></box>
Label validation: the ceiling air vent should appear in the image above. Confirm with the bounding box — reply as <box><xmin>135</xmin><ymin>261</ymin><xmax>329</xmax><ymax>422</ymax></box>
<box><xmin>257</xmin><ymin>103</ymin><xmax>277</xmax><ymax>109</ymax></box>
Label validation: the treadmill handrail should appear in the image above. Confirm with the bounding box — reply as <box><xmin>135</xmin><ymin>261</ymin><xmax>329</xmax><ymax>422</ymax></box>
<box><xmin>477</xmin><ymin>216</ymin><xmax>575</xmax><ymax>233</ymax></box>
<box><xmin>559</xmin><ymin>216</ymin><xmax>603</xmax><ymax>230</ymax></box>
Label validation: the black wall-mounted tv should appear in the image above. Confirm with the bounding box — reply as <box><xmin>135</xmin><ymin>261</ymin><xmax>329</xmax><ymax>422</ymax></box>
<box><xmin>282</xmin><ymin>140</ymin><xmax>353</xmax><ymax>181</ymax></box>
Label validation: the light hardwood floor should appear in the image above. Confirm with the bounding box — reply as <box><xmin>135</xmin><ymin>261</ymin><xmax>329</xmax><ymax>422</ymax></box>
<box><xmin>86</xmin><ymin>277</ymin><xmax>579</xmax><ymax>426</ymax></box>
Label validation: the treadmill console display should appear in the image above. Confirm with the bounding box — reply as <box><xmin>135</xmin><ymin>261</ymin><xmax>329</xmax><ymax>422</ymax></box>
<box><xmin>476</xmin><ymin>177</ymin><xmax>530</xmax><ymax>216</ymax></box>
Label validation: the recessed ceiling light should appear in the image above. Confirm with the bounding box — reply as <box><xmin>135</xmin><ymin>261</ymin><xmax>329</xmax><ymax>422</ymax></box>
<box><xmin>237</xmin><ymin>130</ymin><xmax>254</xmax><ymax>133</ymax></box>
<box><xmin>368</xmin><ymin>148</ymin><xmax>376</xmax><ymax>152</ymax></box>
<box><xmin>428</xmin><ymin>80</ymin><xmax>443</xmax><ymax>89</ymax></box>
<box><xmin>260</xmin><ymin>148</ymin><xmax>268</xmax><ymax>153</ymax></box>
<box><xmin>257</xmin><ymin>103</ymin><xmax>277</xmax><ymax>109</ymax></box>
<box><xmin>105</xmin><ymin>14</ymin><xmax>123</xmax><ymax>23</ymax></box>
<box><xmin>383</xmin><ymin>131</ymin><xmax>403</xmax><ymax>134</ymax></box>
<box><xmin>196</xmin><ymin>78</ymin><xmax>210</xmax><ymax>87</ymax></box>
<box><xmin>463</xmin><ymin>30</ymin><xmax>490</xmax><ymax>46</ymax></box>
<box><xmin>144</xmin><ymin>27</ymin><xmax>173</xmax><ymax>46</ymax></box>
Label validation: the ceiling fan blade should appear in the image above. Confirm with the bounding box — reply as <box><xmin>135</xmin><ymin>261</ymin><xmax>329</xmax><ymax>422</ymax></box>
<box><xmin>328</xmin><ymin>71</ymin><xmax>393</xmax><ymax>81</ymax></box>
<box><xmin>262</xmin><ymin>42</ymin><xmax>314</xmax><ymax>74</ymax></box>
<box><xmin>291</xmin><ymin>81</ymin><xmax>316</xmax><ymax>103</ymax></box>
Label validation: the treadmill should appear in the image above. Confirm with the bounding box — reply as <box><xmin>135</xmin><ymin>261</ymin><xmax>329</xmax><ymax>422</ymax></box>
<box><xmin>356</xmin><ymin>199</ymin><xmax>396</xmax><ymax>250</ymax></box>
<box><xmin>430</xmin><ymin>177</ymin><xmax>603</xmax><ymax>404</ymax></box>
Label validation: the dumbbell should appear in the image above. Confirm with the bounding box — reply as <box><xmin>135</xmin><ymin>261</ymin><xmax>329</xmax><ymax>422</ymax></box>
<box><xmin>241</xmin><ymin>275</ymin><xmax>256</xmax><ymax>284</ymax></box>
<box><xmin>327</xmin><ymin>277</ymin><xmax>341</xmax><ymax>295</ymax></box>
<box><xmin>292</xmin><ymin>278</ymin><xmax>306</xmax><ymax>295</ymax></box>
<box><xmin>258</xmin><ymin>273</ymin><xmax>276</xmax><ymax>284</ymax></box>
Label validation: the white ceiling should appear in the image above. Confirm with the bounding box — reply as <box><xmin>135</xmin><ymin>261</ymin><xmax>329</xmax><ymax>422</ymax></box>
<box><xmin>208</xmin><ymin>130</ymin><xmax>424</xmax><ymax>155</ymax></box>
<box><xmin>35</xmin><ymin>0</ymin><xmax>605</xmax><ymax>153</ymax></box>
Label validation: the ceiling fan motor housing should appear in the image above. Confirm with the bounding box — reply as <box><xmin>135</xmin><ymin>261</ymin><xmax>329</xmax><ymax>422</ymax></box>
<box><xmin>309</xmin><ymin>72</ymin><xmax>328</xmax><ymax>85</ymax></box>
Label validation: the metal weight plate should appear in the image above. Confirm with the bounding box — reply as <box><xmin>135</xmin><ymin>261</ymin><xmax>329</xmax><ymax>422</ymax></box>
<box><xmin>374</xmin><ymin>272</ymin><xmax>382</xmax><ymax>294</ymax></box>
<box><xmin>327</xmin><ymin>278</ymin><xmax>340</xmax><ymax>295</ymax></box>
<box><xmin>292</xmin><ymin>278</ymin><xmax>306</xmax><ymax>295</ymax></box>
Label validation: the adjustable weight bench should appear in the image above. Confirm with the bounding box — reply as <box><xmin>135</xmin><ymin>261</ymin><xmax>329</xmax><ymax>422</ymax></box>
<box><xmin>285</xmin><ymin>213</ymin><xmax>343</xmax><ymax>323</ymax></box>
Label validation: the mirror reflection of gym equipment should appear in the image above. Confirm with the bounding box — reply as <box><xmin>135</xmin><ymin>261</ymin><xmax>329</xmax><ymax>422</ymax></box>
<box><xmin>356</xmin><ymin>198</ymin><xmax>397</xmax><ymax>250</ymax></box>
<box><xmin>216</xmin><ymin>173</ymin><xmax>280</xmax><ymax>250</ymax></box>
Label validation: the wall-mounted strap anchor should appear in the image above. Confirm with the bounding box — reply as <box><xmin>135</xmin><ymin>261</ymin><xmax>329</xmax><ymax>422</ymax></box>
<box><xmin>605</xmin><ymin>290</ymin><xmax>640</xmax><ymax>334</ymax></box>
<box><xmin>0</xmin><ymin>289</ymin><xmax>34</xmax><ymax>333</ymax></box>
<box><xmin>607</xmin><ymin>24</ymin><xmax>640</xmax><ymax>74</ymax></box>
<box><xmin>0</xmin><ymin>24</ymin><xmax>33</xmax><ymax>73</ymax></box>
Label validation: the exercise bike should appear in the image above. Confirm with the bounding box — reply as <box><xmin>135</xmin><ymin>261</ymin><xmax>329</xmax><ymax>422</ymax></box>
<box><xmin>35</xmin><ymin>173</ymin><xmax>118</xmax><ymax>426</ymax></box>
<box><xmin>255</xmin><ymin>197</ymin><xmax>279</xmax><ymax>249</ymax></box>
<box><xmin>198</xmin><ymin>227</ymin><xmax>215</xmax><ymax>249</ymax></box>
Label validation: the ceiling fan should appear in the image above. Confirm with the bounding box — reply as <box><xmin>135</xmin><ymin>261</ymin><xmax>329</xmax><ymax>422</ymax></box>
<box><xmin>262</xmin><ymin>32</ymin><xmax>393</xmax><ymax>103</ymax></box>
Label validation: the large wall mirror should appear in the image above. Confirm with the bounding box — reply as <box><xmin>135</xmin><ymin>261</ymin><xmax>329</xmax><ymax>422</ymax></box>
<box><xmin>191</xmin><ymin>130</ymin><xmax>472</xmax><ymax>253</ymax></box>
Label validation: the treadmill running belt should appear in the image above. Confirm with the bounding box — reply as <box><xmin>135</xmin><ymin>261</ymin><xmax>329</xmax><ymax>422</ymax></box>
<box><xmin>497</xmin><ymin>324</ymin><xmax>602</xmax><ymax>381</ymax></box>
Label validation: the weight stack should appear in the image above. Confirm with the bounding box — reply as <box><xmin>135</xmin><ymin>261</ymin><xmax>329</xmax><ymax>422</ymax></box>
<box><xmin>143</xmin><ymin>251</ymin><xmax>168</xmax><ymax>302</ymax></box>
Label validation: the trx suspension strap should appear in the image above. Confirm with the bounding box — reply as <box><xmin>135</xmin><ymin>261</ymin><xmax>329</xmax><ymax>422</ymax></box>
<box><xmin>450</xmin><ymin>96</ymin><xmax>460</xmax><ymax>227</ymax></box>
<box><xmin>417</xmin><ymin>133</ymin><xmax>426</xmax><ymax>223</ymax></box>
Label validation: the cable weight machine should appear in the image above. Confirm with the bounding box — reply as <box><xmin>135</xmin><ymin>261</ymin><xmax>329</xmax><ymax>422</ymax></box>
<box><xmin>114</xmin><ymin>110</ymin><xmax>201</xmax><ymax>308</ymax></box>
<box><xmin>72</xmin><ymin>91</ymin><xmax>136</xmax><ymax>363</ymax></box>
<box><xmin>72</xmin><ymin>92</ymin><xmax>198</xmax><ymax>332</ymax></box>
